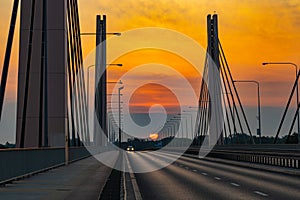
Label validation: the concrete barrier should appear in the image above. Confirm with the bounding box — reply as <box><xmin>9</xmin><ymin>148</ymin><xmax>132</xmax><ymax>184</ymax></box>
<box><xmin>0</xmin><ymin>147</ymin><xmax>92</xmax><ymax>184</ymax></box>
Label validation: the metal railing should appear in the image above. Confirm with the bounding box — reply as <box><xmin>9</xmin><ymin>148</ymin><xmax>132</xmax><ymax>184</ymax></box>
<box><xmin>186</xmin><ymin>145</ymin><xmax>300</xmax><ymax>169</ymax></box>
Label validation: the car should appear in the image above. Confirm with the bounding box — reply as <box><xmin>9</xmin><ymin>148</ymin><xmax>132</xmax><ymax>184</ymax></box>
<box><xmin>126</xmin><ymin>146</ymin><xmax>134</xmax><ymax>151</ymax></box>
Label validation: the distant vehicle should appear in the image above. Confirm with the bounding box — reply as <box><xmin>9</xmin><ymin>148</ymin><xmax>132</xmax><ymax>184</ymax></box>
<box><xmin>126</xmin><ymin>146</ymin><xmax>135</xmax><ymax>151</ymax></box>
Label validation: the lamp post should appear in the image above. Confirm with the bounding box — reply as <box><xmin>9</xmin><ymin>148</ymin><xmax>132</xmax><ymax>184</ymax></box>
<box><xmin>164</xmin><ymin>125</ymin><xmax>174</xmax><ymax>138</ymax></box>
<box><xmin>174</xmin><ymin>115</ymin><xmax>189</xmax><ymax>139</ymax></box>
<box><xmin>80</xmin><ymin>32</ymin><xmax>121</xmax><ymax>36</ymax></box>
<box><xmin>86</xmin><ymin>64</ymin><xmax>122</xmax><ymax>131</ymax></box>
<box><xmin>87</xmin><ymin>64</ymin><xmax>122</xmax><ymax>110</ymax></box>
<box><xmin>181</xmin><ymin>112</ymin><xmax>194</xmax><ymax>139</ymax></box>
<box><xmin>170</xmin><ymin>118</ymin><xmax>182</xmax><ymax>137</ymax></box>
<box><xmin>118</xmin><ymin>86</ymin><xmax>124</xmax><ymax>148</ymax></box>
<box><xmin>262</xmin><ymin>62</ymin><xmax>299</xmax><ymax>144</ymax></box>
<box><xmin>167</xmin><ymin>121</ymin><xmax>178</xmax><ymax>137</ymax></box>
<box><xmin>233</xmin><ymin>80</ymin><xmax>261</xmax><ymax>144</ymax></box>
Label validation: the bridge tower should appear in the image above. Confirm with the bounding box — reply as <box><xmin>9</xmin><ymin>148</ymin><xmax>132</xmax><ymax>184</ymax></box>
<box><xmin>16</xmin><ymin>0</ymin><xmax>89</xmax><ymax>148</ymax></box>
<box><xmin>207</xmin><ymin>14</ymin><xmax>224</xmax><ymax>145</ymax></box>
<box><xmin>195</xmin><ymin>14</ymin><xmax>254</xmax><ymax>145</ymax></box>
<box><xmin>94</xmin><ymin>15</ymin><xmax>107</xmax><ymax>146</ymax></box>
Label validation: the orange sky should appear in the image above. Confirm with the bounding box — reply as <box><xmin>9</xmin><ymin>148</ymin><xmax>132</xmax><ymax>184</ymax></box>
<box><xmin>1</xmin><ymin>0</ymin><xmax>300</xmax><ymax>110</ymax></box>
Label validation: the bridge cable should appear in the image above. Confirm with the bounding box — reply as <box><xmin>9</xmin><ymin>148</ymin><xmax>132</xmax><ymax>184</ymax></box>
<box><xmin>286</xmin><ymin>101</ymin><xmax>300</xmax><ymax>143</ymax></box>
<box><xmin>20</xmin><ymin>0</ymin><xmax>37</xmax><ymax>148</ymax></box>
<box><xmin>219</xmin><ymin>41</ymin><xmax>254</xmax><ymax>144</ymax></box>
<box><xmin>0</xmin><ymin>0</ymin><xmax>19</xmax><ymax>121</ymax></box>
<box><xmin>67</xmin><ymin>0</ymin><xmax>81</xmax><ymax>146</ymax></box>
<box><xmin>73</xmin><ymin>0</ymin><xmax>90</xmax><ymax>145</ymax></box>
<box><xmin>274</xmin><ymin>71</ymin><xmax>300</xmax><ymax>143</ymax></box>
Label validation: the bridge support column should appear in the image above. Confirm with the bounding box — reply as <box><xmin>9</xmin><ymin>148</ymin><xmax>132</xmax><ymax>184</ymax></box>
<box><xmin>16</xmin><ymin>0</ymin><xmax>67</xmax><ymax>148</ymax></box>
<box><xmin>207</xmin><ymin>14</ymin><xmax>224</xmax><ymax>146</ymax></box>
<box><xmin>94</xmin><ymin>15</ymin><xmax>107</xmax><ymax>146</ymax></box>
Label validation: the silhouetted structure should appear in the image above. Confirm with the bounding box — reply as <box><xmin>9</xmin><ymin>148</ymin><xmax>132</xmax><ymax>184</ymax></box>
<box><xmin>15</xmin><ymin>0</ymin><xmax>88</xmax><ymax>148</ymax></box>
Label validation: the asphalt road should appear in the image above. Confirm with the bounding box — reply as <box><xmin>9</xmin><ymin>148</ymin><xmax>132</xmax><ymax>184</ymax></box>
<box><xmin>125</xmin><ymin>151</ymin><xmax>300</xmax><ymax>200</ymax></box>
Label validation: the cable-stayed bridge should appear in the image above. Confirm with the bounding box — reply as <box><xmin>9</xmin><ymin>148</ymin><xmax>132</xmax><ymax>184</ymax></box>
<box><xmin>0</xmin><ymin>1</ymin><xmax>299</xmax><ymax>199</ymax></box>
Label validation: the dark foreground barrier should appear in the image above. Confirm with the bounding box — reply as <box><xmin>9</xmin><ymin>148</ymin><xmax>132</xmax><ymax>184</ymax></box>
<box><xmin>0</xmin><ymin>147</ymin><xmax>92</xmax><ymax>184</ymax></box>
<box><xmin>187</xmin><ymin>145</ymin><xmax>300</xmax><ymax>169</ymax></box>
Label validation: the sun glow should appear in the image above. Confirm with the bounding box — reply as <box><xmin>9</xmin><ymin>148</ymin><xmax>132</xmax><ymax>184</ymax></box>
<box><xmin>149</xmin><ymin>133</ymin><xmax>159</xmax><ymax>141</ymax></box>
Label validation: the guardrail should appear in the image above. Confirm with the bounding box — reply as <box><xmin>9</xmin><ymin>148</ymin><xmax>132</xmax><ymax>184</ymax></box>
<box><xmin>0</xmin><ymin>147</ymin><xmax>92</xmax><ymax>184</ymax></box>
<box><xmin>186</xmin><ymin>145</ymin><xmax>300</xmax><ymax>169</ymax></box>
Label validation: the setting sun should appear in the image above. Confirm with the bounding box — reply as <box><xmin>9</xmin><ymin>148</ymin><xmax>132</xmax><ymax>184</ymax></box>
<box><xmin>149</xmin><ymin>133</ymin><xmax>159</xmax><ymax>141</ymax></box>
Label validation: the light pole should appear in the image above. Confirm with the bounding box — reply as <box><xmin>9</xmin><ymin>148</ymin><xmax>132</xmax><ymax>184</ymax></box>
<box><xmin>87</xmin><ymin>64</ymin><xmax>122</xmax><ymax>110</ymax></box>
<box><xmin>86</xmin><ymin>64</ymin><xmax>122</xmax><ymax>132</ymax></box>
<box><xmin>164</xmin><ymin>125</ymin><xmax>174</xmax><ymax>138</ymax></box>
<box><xmin>234</xmin><ymin>80</ymin><xmax>261</xmax><ymax>144</ymax></box>
<box><xmin>182</xmin><ymin>112</ymin><xmax>194</xmax><ymax>139</ymax></box>
<box><xmin>87</xmin><ymin>65</ymin><xmax>95</xmax><ymax>127</ymax></box>
<box><xmin>174</xmin><ymin>115</ymin><xmax>189</xmax><ymax>139</ymax></box>
<box><xmin>80</xmin><ymin>32</ymin><xmax>121</xmax><ymax>36</ymax></box>
<box><xmin>262</xmin><ymin>62</ymin><xmax>299</xmax><ymax>144</ymax></box>
<box><xmin>167</xmin><ymin>121</ymin><xmax>178</xmax><ymax>137</ymax></box>
<box><xmin>118</xmin><ymin>86</ymin><xmax>124</xmax><ymax>148</ymax></box>
<box><xmin>170</xmin><ymin>118</ymin><xmax>183</xmax><ymax>137</ymax></box>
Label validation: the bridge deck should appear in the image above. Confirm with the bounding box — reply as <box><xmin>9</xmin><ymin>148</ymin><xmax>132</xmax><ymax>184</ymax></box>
<box><xmin>0</xmin><ymin>156</ymin><xmax>114</xmax><ymax>200</ymax></box>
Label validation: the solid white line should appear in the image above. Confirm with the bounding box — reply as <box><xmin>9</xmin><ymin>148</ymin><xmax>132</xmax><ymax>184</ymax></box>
<box><xmin>125</xmin><ymin>154</ymin><xmax>142</xmax><ymax>200</ymax></box>
<box><xmin>201</xmin><ymin>172</ymin><xmax>208</xmax><ymax>176</ymax></box>
<box><xmin>254</xmin><ymin>191</ymin><xmax>268</xmax><ymax>197</ymax></box>
<box><xmin>122</xmin><ymin>170</ymin><xmax>126</xmax><ymax>200</ymax></box>
<box><xmin>121</xmin><ymin>153</ymin><xmax>126</xmax><ymax>200</ymax></box>
<box><xmin>230</xmin><ymin>182</ymin><xmax>240</xmax><ymax>187</ymax></box>
<box><xmin>214</xmin><ymin>177</ymin><xmax>221</xmax><ymax>180</ymax></box>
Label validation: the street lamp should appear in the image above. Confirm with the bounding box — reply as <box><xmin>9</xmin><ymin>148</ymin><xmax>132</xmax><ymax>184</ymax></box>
<box><xmin>164</xmin><ymin>125</ymin><xmax>174</xmax><ymax>138</ymax></box>
<box><xmin>181</xmin><ymin>112</ymin><xmax>195</xmax><ymax>139</ymax></box>
<box><xmin>262</xmin><ymin>62</ymin><xmax>299</xmax><ymax>144</ymax></box>
<box><xmin>86</xmin><ymin>64</ymin><xmax>122</xmax><ymax>126</ymax></box>
<box><xmin>118</xmin><ymin>86</ymin><xmax>124</xmax><ymax>148</ymax></box>
<box><xmin>87</xmin><ymin>63</ymin><xmax>122</xmax><ymax>101</ymax></box>
<box><xmin>233</xmin><ymin>80</ymin><xmax>261</xmax><ymax>144</ymax></box>
<box><xmin>87</xmin><ymin>64</ymin><xmax>122</xmax><ymax>146</ymax></box>
<box><xmin>166</xmin><ymin>121</ymin><xmax>177</xmax><ymax>137</ymax></box>
<box><xmin>107</xmin><ymin>80</ymin><xmax>123</xmax><ymax>84</ymax></box>
<box><xmin>174</xmin><ymin>115</ymin><xmax>189</xmax><ymax>139</ymax></box>
<box><xmin>107</xmin><ymin>64</ymin><xmax>123</xmax><ymax>67</ymax></box>
<box><xmin>80</xmin><ymin>32</ymin><xmax>121</xmax><ymax>37</ymax></box>
<box><xmin>170</xmin><ymin>118</ymin><xmax>182</xmax><ymax>138</ymax></box>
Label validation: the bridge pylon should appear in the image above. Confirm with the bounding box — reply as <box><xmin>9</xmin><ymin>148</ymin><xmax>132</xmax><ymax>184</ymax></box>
<box><xmin>16</xmin><ymin>0</ymin><xmax>88</xmax><ymax>148</ymax></box>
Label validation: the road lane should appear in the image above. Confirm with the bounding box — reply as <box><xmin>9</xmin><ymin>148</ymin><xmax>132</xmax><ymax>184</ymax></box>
<box><xmin>125</xmin><ymin>151</ymin><xmax>300</xmax><ymax>200</ymax></box>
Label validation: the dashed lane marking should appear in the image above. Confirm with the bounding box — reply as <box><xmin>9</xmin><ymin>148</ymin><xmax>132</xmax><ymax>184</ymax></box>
<box><xmin>230</xmin><ymin>183</ymin><xmax>240</xmax><ymax>187</ymax></box>
<box><xmin>254</xmin><ymin>191</ymin><xmax>268</xmax><ymax>197</ymax></box>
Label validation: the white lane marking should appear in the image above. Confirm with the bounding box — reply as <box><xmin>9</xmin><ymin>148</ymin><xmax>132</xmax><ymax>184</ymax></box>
<box><xmin>230</xmin><ymin>182</ymin><xmax>240</xmax><ymax>187</ymax></box>
<box><xmin>193</xmin><ymin>169</ymin><xmax>197</xmax><ymax>172</ymax></box>
<box><xmin>254</xmin><ymin>191</ymin><xmax>268</xmax><ymax>197</ymax></box>
<box><xmin>214</xmin><ymin>177</ymin><xmax>221</xmax><ymax>180</ymax></box>
<box><xmin>201</xmin><ymin>172</ymin><xmax>208</xmax><ymax>176</ymax></box>
<box><xmin>125</xmin><ymin>154</ymin><xmax>142</xmax><ymax>200</ymax></box>
<box><xmin>122</xmin><ymin>170</ymin><xmax>127</xmax><ymax>200</ymax></box>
